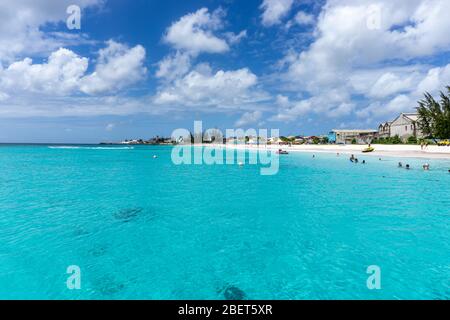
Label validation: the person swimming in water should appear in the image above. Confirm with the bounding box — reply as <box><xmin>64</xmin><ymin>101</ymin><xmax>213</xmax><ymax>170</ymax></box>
<box><xmin>406</xmin><ymin>164</ymin><xmax>410</xmax><ymax>170</ymax></box>
<box><xmin>362</xmin><ymin>160</ymin><xmax>366</xmax><ymax>164</ymax></box>
<box><xmin>423</xmin><ymin>163</ymin><xmax>430</xmax><ymax>171</ymax></box>
<box><xmin>398</xmin><ymin>162</ymin><xmax>403</xmax><ymax>167</ymax></box>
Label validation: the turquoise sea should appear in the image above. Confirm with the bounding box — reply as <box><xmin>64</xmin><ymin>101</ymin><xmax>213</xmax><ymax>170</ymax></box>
<box><xmin>0</xmin><ymin>144</ymin><xmax>449</xmax><ymax>299</ymax></box>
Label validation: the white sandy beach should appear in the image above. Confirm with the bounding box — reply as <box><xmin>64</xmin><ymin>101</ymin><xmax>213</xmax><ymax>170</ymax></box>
<box><xmin>201</xmin><ymin>143</ymin><xmax>450</xmax><ymax>160</ymax></box>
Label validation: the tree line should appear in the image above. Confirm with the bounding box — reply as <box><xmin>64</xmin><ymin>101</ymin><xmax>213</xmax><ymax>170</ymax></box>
<box><xmin>417</xmin><ymin>86</ymin><xmax>450</xmax><ymax>140</ymax></box>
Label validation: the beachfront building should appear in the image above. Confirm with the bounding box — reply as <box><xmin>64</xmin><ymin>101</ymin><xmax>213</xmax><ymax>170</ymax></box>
<box><xmin>293</xmin><ymin>136</ymin><xmax>305</xmax><ymax>144</ymax></box>
<box><xmin>327</xmin><ymin>132</ymin><xmax>337</xmax><ymax>143</ymax></box>
<box><xmin>388</xmin><ymin>113</ymin><xmax>423</xmax><ymax>141</ymax></box>
<box><xmin>268</xmin><ymin>137</ymin><xmax>283</xmax><ymax>144</ymax></box>
<box><xmin>378</xmin><ymin>122</ymin><xmax>391</xmax><ymax>138</ymax></box>
<box><xmin>332</xmin><ymin>129</ymin><xmax>378</xmax><ymax>144</ymax></box>
<box><xmin>377</xmin><ymin>113</ymin><xmax>424</xmax><ymax>142</ymax></box>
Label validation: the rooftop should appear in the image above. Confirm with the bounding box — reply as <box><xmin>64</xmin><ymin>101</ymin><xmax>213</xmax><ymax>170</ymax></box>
<box><xmin>402</xmin><ymin>113</ymin><xmax>419</xmax><ymax>121</ymax></box>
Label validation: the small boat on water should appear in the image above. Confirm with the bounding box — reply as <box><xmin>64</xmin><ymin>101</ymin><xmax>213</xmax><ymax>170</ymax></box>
<box><xmin>276</xmin><ymin>149</ymin><xmax>289</xmax><ymax>155</ymax></box>
<box><xmin>362</xmin><ymin>147</ymin><xmax>375</xmax><ymax>153</ymax></box>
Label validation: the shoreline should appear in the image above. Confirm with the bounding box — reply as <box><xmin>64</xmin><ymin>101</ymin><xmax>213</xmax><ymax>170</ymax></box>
<box><xmin>200</xmin><ymin>143</ymin><xmax>450</xmax><ymax>160</ymax></box>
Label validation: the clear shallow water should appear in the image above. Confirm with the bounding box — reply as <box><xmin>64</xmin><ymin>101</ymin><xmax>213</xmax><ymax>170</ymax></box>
<box><xmin>0</xmin><ymin>145</ymin><xmax>449</xmax><ymax>300</ymax></box>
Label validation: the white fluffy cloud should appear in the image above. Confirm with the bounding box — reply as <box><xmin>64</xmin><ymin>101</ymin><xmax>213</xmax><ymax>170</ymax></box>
<box><xmin>154</xmin><ymin>64</ymin><xmax>262</xmax><ymax>109</ymax></box>
<box><xmin>274</xmin><ymin>0</ymin><xmax>450</xmax><ymax>123</ymax></box>
<box><xmin>416</xmin><ymin>64</ymin><xmax>450</xmax><ymax>95</ymax></box>
<box><xmin>0</xmin><ymin>41</ymin><xmax>147</xmax><ymax>98</ymax></box>
<box><xmin>156</xmin><ymin>51</ymin><xmax>192</xmax><ymax>82</ymax></box>
<box><xmin>80</xmin><ymin>41</ymin><xmax>147</xmax><ymax>94</ymax></box>
<box><xmin>271</xmin><ymin>99</ymin><xmax>312</xmax><ymax>122</ymax></box>
<box><xmin>154</xmin><ymin>7</ymin><xmax>261</xmax><ymax>112</ymax></box>
<box><xmin>235</xmin><ymin>111</ymin><xmax>263</xmax><ymax>127</ymax></box>
<box><xmin>288</xmin><ymin>0</ymin><xmax>450</xmax><ymax>76</ymax></box>
<box><xmin>163</xmin><ymin>8</ymin><xmax>230</xmax><ymax>55</ymax></box>
<box><xmin>293</xmin><ymin>11</ymin><xmax>315</xmax><ymax>26</ymax></box>
<box><xmin>0</xmin><ymin>48</ymin><xmax>88</xmax><ymax>95</ymax></box>
<box><xmin>368</xmin><ymin>72</ymin><xmax>415</xmax><ymax>99</ymax></box>
<box><xmin>224</xmin><ymin>30</ymin><xmax>248</xmax><ymax>45</ymax></box>
<box><xmin>0</xmin><ymin>0</ymin><xmax>103</xmax><ymax>62</ymax></box>
<box><xmin>260</xmin><ymin>0</ymin><xmax>294</xmax><ymax>26</ymax></box>
<box><xmin>271</xmin><ymin>89</ymin><xmax>351</xmax><ymax>122</ymax></box>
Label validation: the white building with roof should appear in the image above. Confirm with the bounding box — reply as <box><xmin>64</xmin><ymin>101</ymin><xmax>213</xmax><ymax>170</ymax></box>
<box><xmin>377</xmin><ymin>122</ymin><xmax>392</xmax><ymax>138</ymax></box>
<box><xmin>386</xmin><ymin>113</ymin><xmax>423</xmax><ymax>141</ymax></box>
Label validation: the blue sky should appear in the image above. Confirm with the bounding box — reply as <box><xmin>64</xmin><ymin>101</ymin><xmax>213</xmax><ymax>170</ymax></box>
<box><xmin>0</xmin><ymin>0</ymin><xmax>449</xmax><ymax>143</ymax></box>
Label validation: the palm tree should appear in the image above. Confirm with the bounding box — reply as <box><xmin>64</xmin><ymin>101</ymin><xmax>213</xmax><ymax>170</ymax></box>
<box><xmin>417</xmin><ymin>86</ymin><xmax>450</xmax><ymax>140</ymax></box>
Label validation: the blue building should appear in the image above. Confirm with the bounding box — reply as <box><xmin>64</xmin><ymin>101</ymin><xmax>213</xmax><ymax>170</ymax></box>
<box><xmin>328</xmin><ymin>131</ymin><xmax>337</xmax><ymax>143</ymax></box>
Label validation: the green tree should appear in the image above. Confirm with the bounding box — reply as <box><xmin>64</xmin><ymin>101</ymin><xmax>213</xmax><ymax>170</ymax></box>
<box><xmin>407</xmin><ymin>136</ymin><xmax>417</xmax><ymax>144</ymax></box>
<box><xmin>390</xmin><ymin>135</ymin><xmax>402</xmax><ymax>144</ymax></box>
<box><xmin>417</xmin><ymin>86</ymin><xmax>450</xmax><ymax>139</ymax></box>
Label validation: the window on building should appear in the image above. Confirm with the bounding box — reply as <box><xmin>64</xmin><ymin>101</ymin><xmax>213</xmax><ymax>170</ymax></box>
<box><xmin>405</xmin><ymin>126</ymin><xmax>408</xmax><ymax>131</ymax></box>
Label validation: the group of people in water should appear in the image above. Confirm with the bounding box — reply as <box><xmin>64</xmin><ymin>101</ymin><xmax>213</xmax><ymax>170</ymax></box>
<box><xmin>349</xmin><ymin>154</ymin><xmax>366</xmax><ymax>164</ymax></box>
<box><xmin>316</xmin><ymin>152</ymin><xmax>448</xmax><ymax>173</ymax></box>
<box><xmin>344</xmin><ymin>153</ymin><xmax>441</xmax><ymax>171</ymax></box>
<box><xmin>398</xmin><ymin>162</ymin><xmax>431</xmax><ymax>170</ymax></box>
